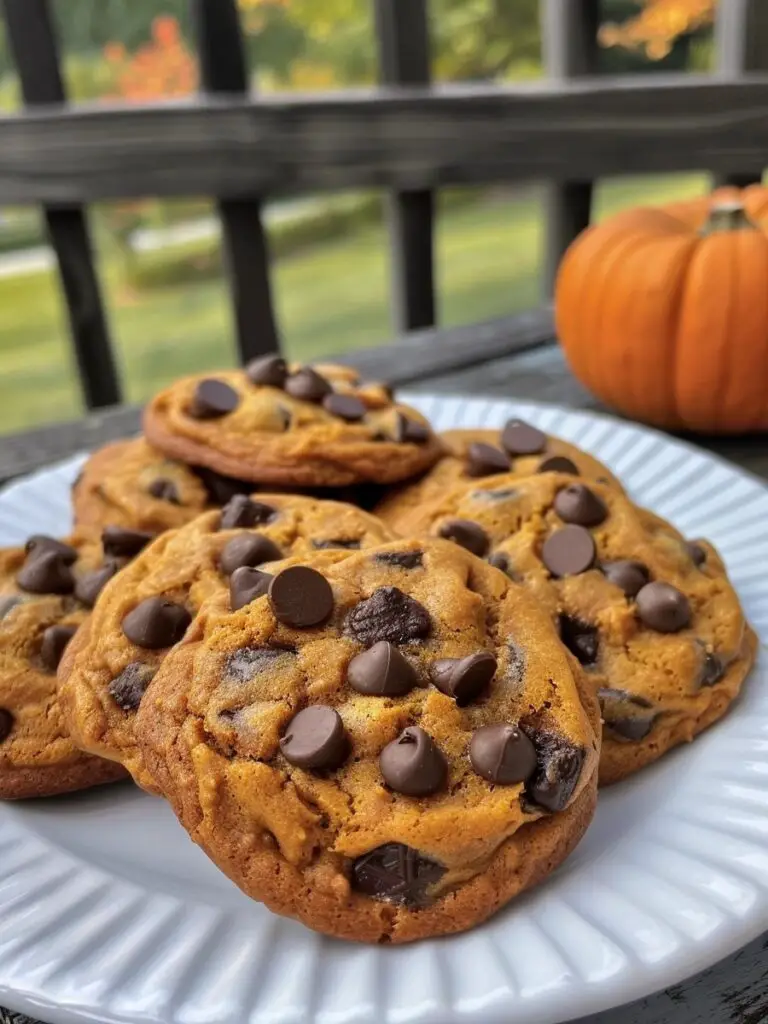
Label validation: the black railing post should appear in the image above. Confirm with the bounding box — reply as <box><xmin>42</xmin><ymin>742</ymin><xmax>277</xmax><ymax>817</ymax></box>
<box><xmin>3</xmin><ymin>0</ymin><xmax>121</xmax><ymax>409</ymax></box>
<box><xmin>191</xmin><ymin>0</ymin><xmax>280</xmax><ymax>361</ymax></box>
<box><xmin>374</xmin><ymin>0</ymin><xmax>435</xmax><ymax>333</ymax></box>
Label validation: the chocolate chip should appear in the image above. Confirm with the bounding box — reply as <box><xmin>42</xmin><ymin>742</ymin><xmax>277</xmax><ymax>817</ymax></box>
<box><xmin>488</xmin><ymin>551</ymin><xmax>513</xmax><ymax>575</ymax></box>
<box><xmin>0</xmin><ymin>595</ymin><xmax>22</xmax><ymax>620</ymax></box>
<box><xmin>380</xmin><ymin>726</ymin><xmax>447</xmax><ymax>796</ymax></box>
<box><xmin>40</xmin><ymin>624</ymin><xmax>78</xmax><ymax>672</ymax></box>
<box><xmin>470</xmin><ymin>723</ymin><xmax>538</xmax><ymax>784</ymax></box>
<box><xmin>268</xmin><ymin>566</ymin><xmax>334</xmax><ymax>628</ymax></box>
<box><xmin>524</xmin><ymin>728</ymin><xmax>585</xmax><ymax>811</ymax></box>
<box><xmin>279</xmin><ymin>705</ymin><xmax>348</xmax><ymax>769</ymax></box>
<box><xmin>636</xmin><ymin>581</ymin><xmax>691</xmax><ymax>633</ymax></box>
<box><xmin>352</xmin><ymin>843</ymin><xmax>444</xmax><ymax>906</ymax></box>
<box><xmin>437</xmin><ymin>519</ymin><xmax>489</xmax><ymax>557</ymax></box>
<box><xmin>538</xmin><ymin>455</ymin><xmax>579</xmax><ymax>475</ymax></box>
<box><xmin>194</xmin><ymin>467</ymin><xmax>253</xmax><ymax>505</ymax></box>
<box><xmin>108</xmin><ymin>662</ymin><xmax>156</xmax><ymax>711</ymax></box>
<box><xmin>346</xmin><ymin>587</ymin><xmax>430</xmax><ymax>645</ymax></box>
<box><xmin>466</xmin><ymin>442</ymin><xmax>510</xmax><ymax>477</ymax></box>
<box><xmin>75</xmin><ymin>561</ymin><xmax>122</xmax><ymax>607</ymax></box>
<box><xmin>686</xmin><ymin>541</ymin><xmax>707</xmax><ymax>567</ymax></box>
<box><xmin>189</xmin><ymin>378</ymin><xmax>239</xmax><ymax>419</ymax></box>
<box><xmin>430</xmin><ymin>652</ymin><xmax>497</xmax><ymax>705</ymax></box>
<box><xmin>601</xmin><ymin>559</ymin><xmax>649</xmax><ymax>597</ymax></box>
<box><xmin>284</xmin><ymin>367</ymin><xmax>332</xmax><ymax>403</ymax></box>
<box><xmin>102</xmin><ymin>526</ymin><xmax>154</xmax><ymax>558</ymax></box>
<box><xmin>373</xmin><ymin>550</ymin><xmax>423</xmax><ymax>569</ymax></box>
<box><xmin>148</xmin><ymin>478</ymin><xmax>180</xmax><ymax>504</ymax></box>
<box><xmin>501</xmin><ymin>419</ymin><xmax>547</xmax><ymax>456</ymax></box>
<box><xmin>0</xmin><ymin>708</ymin><xmax>13</xmax><ymax>743</ymax></box>
<box><xmin>312</xmin><ymin>538</ymin><xmax>361</xmax><ymax>551</ymax></box>
<box><xmin>598</xmin><ymin>687</ymin><xmax>657</xmax><ymax>741</ymax></box>
<box><xmin>17</xmin><ymin>551</ymin><xmax>75</xmax><ymax>595</ymax></box>
<box><xmin>323</xmin><ymin>393</ymin><xmax>367</xmax><ymax>421</ymax></box>
<box><xmin>122</xmin><ymin>597</ymin><xmax>191</xmax><ymax>649</ymax></box>
<box><xmin>219</xmin><ymin>534</ymin><xmax>282</xmax><ymax>576</ymax></box>
<box><xmin>24</xmin><ymin>536</ymin><xmax>77</xmax><ymax>565</ymax></box>
<box><xmin>245</xmin><ymin>355</ymin><xmax>287</xmax><ymax>388</ymax></box>
<box><xmin>220</xmin><ymin>495</ymin><xmax>277</xmax><ymax>530</ymax></box>
<box><xmin>225</xmin><ymin>646</ymin><xmax>290</xmax><ymax>683</ymax></box>
<box><xmin>230</xmin><ymin>567</ymin><xmax>272</xmax><ymax>611</ymax></box>
<box><xmin>541</xmin><ymin>525</ymin><xmax>595</xmax><ymax>577</ymax></box>
<box><xmin>347</xmin><ymin>641</ymin><xmax>417</xmax><ymax>697</ymax></box>
<box><xmin>558</xmin><ymin>614</ymin><xmax>599</xmax><ymax>666</ymax></box>
<box><xmin>395</xmin><ymin>413</ymin><xmax>430</xmax><ymax>444</ymax></box>
<box><xmin>553</xmin><ymin>484</ymin><xmax>608</xmax><ymax>527</ymax></box>
<box><xmin>696</xmin><ymin>644</ymin><xmax>726</xmax><ymax>687</ymax></box>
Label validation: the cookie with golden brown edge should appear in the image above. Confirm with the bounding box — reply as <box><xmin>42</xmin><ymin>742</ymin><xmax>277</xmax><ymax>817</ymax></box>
<box><xmin>72</xmin><ymin>438</ymin><xmax>263</xmax><ymax>535</ymax></box>
<box><xmin>397</xmin><ymin>472</ymin><xmax>756</xmax><ymax>785</ymax></box>
<box><xmin>58</xmin><ymin>494</ymin><xmax>396</xmax><ymax>792</ymax></box>
<box><xmin>374</xmin><ymin>423</ymin><xmax>623</xmax><ymax>532</ymax></box>
<box><xmin>143</xmin><ymin>362</ymin><xmax>442</xmax><ymax>489</ymax></box>
<box><xmin>0</xmin><ymin>534</ymin><xmax>129</xmax><ymax>799</ymax></box>
<box><xmin>137</xmin><ymin>537</ymin><xmax>600</xmax><ymax>943</ymax></box>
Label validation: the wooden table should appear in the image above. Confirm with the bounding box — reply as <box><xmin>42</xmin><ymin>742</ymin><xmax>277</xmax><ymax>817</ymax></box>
<box><xmin>1</xmin><ymin>310</ymin><xmax>766</xmax><ymax>1024</ymax></box>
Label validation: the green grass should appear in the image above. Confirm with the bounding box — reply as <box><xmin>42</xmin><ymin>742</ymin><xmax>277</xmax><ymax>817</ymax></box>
<box><xmin>0</xmin><ymin>172</ymin><xmax>710</xmax><ymax>434</ymax></box>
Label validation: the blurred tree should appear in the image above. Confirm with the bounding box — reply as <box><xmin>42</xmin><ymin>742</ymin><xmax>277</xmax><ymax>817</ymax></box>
<box><xmin>600</xmin><ymin>0</ymin><xmax>717</xmax><ymax>59</ymax></box>
<box><xmin>103</xmin><ymin>14</ymin><xmax>197</xmax><ymax>100</ymax></box>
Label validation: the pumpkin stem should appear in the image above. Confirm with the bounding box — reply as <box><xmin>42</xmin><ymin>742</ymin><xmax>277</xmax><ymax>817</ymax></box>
<box><xmin>701</xmin><ymin>199</ymin><xmax>758</xmax><ymax>235</ymax></box>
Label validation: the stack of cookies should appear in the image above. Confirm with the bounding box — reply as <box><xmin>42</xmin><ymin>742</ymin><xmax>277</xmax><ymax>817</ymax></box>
<box><xmin>0</xmin><ymin>358</ymin><xmax>755</xmax><ymax>944</ymax></box>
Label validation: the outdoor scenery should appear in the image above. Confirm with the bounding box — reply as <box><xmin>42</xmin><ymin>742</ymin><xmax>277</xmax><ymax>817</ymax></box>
<box><xmin>0</xmin><ymin>0</ymin><xmax>719</xmax><ymax>432</ymax></box>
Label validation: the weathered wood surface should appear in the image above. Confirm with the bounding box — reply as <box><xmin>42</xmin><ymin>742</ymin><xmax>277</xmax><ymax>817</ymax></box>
<box><xmin>3</xmin><ymin>76</ymin><xmax>768</xmax><ymax>203</ymax></box>
<box><xmin>2</xmin><ymin>0</ymin><xmax>120</xmax><ymax>408</ymax></box>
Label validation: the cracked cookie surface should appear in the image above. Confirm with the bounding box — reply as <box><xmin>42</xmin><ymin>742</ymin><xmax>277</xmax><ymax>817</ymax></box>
<box><xmin>375</xmin><ymin>423</ymin><xmax>623</xmax><ymax>532</ymax></box>
<box><xmin>0</xmin><ymin>535</ymin><xmax>128</xmax><ymax>798</ymax></box>
<box><xmin>143</xmin><ymin>362</ymin><xmax>442</xmax><ymax>488</ymax></box>
<box><xmin>395</xmin><ymin>472</ymin><xmax>755</xmax><ymax>783</ymax></box>
<box><xmin>137</xmin><ymin>538</ymin><xmax>599</xmax><ymax>943</ymax></box>
<box><xmin>58</xmin><ymin>495</ymin><xmax>396</xmax><ymax>791</ymax></box>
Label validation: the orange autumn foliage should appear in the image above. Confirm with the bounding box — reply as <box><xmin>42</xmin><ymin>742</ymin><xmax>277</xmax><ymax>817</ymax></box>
<box><xmin>104</xmin><ymin>15</ymin><xmax>197</xmax><ymax>102</ymax></box>
<box><xmin>599</xmin><ymin>0</ymin><xmax>717</xmax><ymax>59</ymax></box>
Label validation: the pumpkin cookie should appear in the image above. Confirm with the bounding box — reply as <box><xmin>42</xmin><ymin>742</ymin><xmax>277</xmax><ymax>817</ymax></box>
<box><xmin>143</xmin><ymin>361</ymin><xmax>442</xmax><ymax>488</ymax></box>
<box><xmin>396</xmin><ymin>473</ymin><xmax>755</xmax><ymax>784</ymax></box>
<box><xmin>137</xmin><ymin>538</ymin><xmax>600</xmax><ymax>943</ymax></box>
<box><xmin>58</xmin><ymin>495</ymin><xmax>396</xmax><ymax>792</ymax></box>
<box><xmin>374</xmin><ymin>423</ymin><xmax>623</xmax><ymax>532</ymax></box>
<box><xmin>72</xmin><ymin>438</ymin><xmax>259</xmax><ymax>534</ymax></box>
<box><xmin>0</xmin><ymin>534</ymin><xmax>130</xmax><ymax>799</ymax></box>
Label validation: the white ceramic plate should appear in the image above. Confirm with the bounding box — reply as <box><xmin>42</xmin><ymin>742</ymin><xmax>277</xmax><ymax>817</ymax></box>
<box><xmin>0</xmin><ymin>394</ymin><xmax>767</xmax><ymax>1024</ymax></box>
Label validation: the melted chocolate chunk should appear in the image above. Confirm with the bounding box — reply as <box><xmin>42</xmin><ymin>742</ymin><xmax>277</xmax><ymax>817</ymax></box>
<box><xmin>394</xmin><ymin>413</ymin><xmax>430</xmax><ymax>444</ymax></box>
<box><xmin>25</xmin><ymin>536</ymin><xmax>77</xmax><ymax>565</ymax></box>
<box><xmin>0</xmin><ymin>708</ymin><xmax>13</xmax><ymax>743</ymax></box>
<box><xmin>598</xmin><ymin>687</ymin><xmax>657</xmax><ymax>741</ymax></box>
<box><xmin>311</xmin><ymin>538</ymin><xmax>361</xmax><ymax>551</ymax></box>
<box><xmin>373</xmin><ymin>550</ymin><xmax>423</xmax><ymax>569</ymax></box>
<box><xmin>345</xmin><ymin>587</ymin><xmax>430</xmax><ymax>646</ymax></box>
<box><xmin>437</xmin><ymin>519</ymin><xmax>490</xmax><ymax>557</ymax></box>
<box><xmin>558</xmin><ymin>615</ymin><xmax>599</xmax><ymax>666</ymax></box>
<box><xmin>507</xmin><ymin>641</ymin><xmax>526</xmax><ymax>688</ymax></box>
<box><xmin>148</xmin><ymin>478</ymin><xmax>181</xmax><ymax>504</ymax></box>
<box><xmin>225</xmin><ymin>646</ymin><xmax>292</xmax><ymax>683</ymax></box>
<box><xmin>352</xmin><ymin>842</ymin><xmax>444</xmax><ymax>906</ymax></box>
<box><xmin>220</xmin><ymin>496</ymin><xmax>277</xmax><ymax>530</ymax></box>
<box><xmin>17</xmin><ymin>551</ymin><xmax>75</xmax><ymax>595</ymax></box>
<box><xmin>108</xmin><ymin>662</ymin><xmax>156</xmax><ymax>711</ymax></box>
<box><xmin>102</xmin><ymin>526</ymin><xmax>154</xmax><ymax>558</ymax></box>
<box><xmin>524</xmin><ymin>728</ymin><xmax>585</xmax><ymax>812</ymax></box>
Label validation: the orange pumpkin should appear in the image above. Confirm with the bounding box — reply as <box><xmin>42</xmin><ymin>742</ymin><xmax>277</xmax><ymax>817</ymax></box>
<box><xmin>555</xmin><ymin>186</ymin><xmax>768</xmax><ymax>433</ymax></box>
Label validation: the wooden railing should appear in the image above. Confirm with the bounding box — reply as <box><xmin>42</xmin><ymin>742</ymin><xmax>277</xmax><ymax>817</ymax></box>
<box><xmin>0</xmin><ymin>0</ymin><xmax>766</xmax><ymax>410</ymax></box>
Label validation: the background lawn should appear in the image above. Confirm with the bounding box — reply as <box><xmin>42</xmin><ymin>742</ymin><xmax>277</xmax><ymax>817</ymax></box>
<box><xmin>0</xmin><ymin>172</ymin><xmax>708</xmax><ymax>435</ymax></box>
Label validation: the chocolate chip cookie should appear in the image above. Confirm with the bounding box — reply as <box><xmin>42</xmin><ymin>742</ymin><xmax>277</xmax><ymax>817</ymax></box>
<box><xmin>0</xmin><ymin>535</ymin><xmax>128</xmax><ymax>799</ymax></box>
<box><xmin>72</xmin><ymin>438</ymin><xmax>259</xmax><ymax>534</ymax></box>
<box><xmin>58</xmin><ymin>495</ymin><xmax>396</xmax><ymax>791</ymax></box>
<box><xmin>396</xmin><ymin>473</ymin><xmax>756</xmax><ymax>785</ymax></box>
<box><xmin>137</xmin><ymin>538</ymin><xmax>600</xmax><ymax>943</ymax></box>
<box><xmin>143</xmin><ymin>362</ymin><xmax>442</xmax><ymax>488</ymax></box>
<box><xmin>374</xmin><ymin>423</ymin><xmax>623</xmax><ymax>532</ymax></box>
